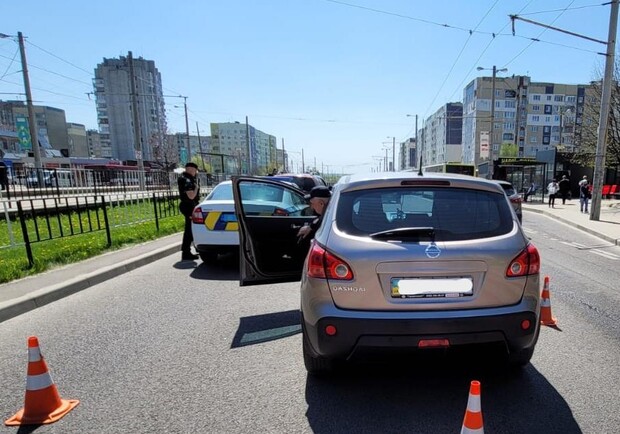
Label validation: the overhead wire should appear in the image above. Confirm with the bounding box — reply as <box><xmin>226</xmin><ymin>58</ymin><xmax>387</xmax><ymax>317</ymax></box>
<box><xmin>0</xmin><ymin>47</ymin><xmax>19</xmax><ymax>81</ymax></box>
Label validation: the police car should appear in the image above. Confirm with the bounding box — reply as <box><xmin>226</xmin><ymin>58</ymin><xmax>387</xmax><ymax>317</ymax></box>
<box><xmin>191</xmin><ymin>180</ymin><xmax>310</xmax><ymax>262</ymax></box>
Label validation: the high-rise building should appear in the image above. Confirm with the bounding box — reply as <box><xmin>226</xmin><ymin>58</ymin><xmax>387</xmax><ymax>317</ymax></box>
<box><xmin>419</xmin><ymin>103</ymin><xmax>463</xmax><ymax>167</ymax></box>
<box><xmin>93</xmin><ymin>54</ymin><xmax>166</xmax><ymax>162</ymax></box>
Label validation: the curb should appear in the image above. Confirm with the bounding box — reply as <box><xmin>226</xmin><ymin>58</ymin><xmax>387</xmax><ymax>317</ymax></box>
<box><xmin>524</xmin><ymin>207</ymin><xmax>620</xmax><ymax>246</ymax></box>
<box><xmin>0</xmin><ymin>242</ymin><xmax>180</xmax><ymax>324</ymax></box>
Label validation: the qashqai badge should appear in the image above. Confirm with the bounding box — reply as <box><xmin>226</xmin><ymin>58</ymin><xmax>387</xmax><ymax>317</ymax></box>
<box><xmin>425</xmin><ymin>243</ymin><xmax>441</xmax><ymax>258</ymax></box>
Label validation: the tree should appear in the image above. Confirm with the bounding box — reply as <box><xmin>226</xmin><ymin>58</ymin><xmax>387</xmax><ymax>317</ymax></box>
<box><xmin>572</xmin><ymin>64</ymin><xmax>620</xmax><ymax>170</ymax></box>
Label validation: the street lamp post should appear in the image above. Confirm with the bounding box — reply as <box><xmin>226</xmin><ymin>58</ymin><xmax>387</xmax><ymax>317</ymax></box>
<box><xmin>477</xmin><ymin>66</ymin><xmax>507</xmax><ymax>178</ymax></box>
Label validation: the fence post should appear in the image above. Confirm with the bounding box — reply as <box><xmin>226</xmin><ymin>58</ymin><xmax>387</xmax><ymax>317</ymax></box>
<box><xmin>101</xmin><ymin>195</ymin><xmax>112</xmax><ymax>247</ymax></box>
<box><xmin>153</xmin><ymin>192</ymin><xmax>160</xmax><ymax>231</ymax></box>
<box><xmin>17</xmin><ymin>201</ymin><xmax>34</xmax><ymax>268</ymax></box>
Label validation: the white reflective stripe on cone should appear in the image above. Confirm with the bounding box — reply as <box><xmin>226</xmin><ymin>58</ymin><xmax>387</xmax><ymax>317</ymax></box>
<box><xmin>26</xmin><ymin>372</ymin><xmax>54</xmax><ymax>391</ymax></box>
<box><xmin>540</xmin><ymin>298</ymin><xmax>551</xmax><ymax>307</ymax></box>
<box><xmin>461</xmin><ymin>427</ymin><xmax>484</xmax><ymax>434</ymax></box>
<box><xmin>28</xmin><ymin>347</ymin><xmax>42</xmax><ymax>362</ymax></box>
<box><xmin>467</xmin><ymin>395</ymin><xmax>481</xmax><ymax>412</ymax></box>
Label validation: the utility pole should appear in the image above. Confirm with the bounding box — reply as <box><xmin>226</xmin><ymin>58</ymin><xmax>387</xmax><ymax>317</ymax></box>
<box><xmin>127</xmin><ymin>51</ymin><xmax>145</xmax><ymax>189</ymax></box>
<box><xmin>196</xmin><ymin>122</ymin><xmax>206</xmax><ymax>171</ymax></box>
<box><xmin>183</xmin><ymin>96</ymin><xmax>191</xmax><ymax>163</ymax></box>
<box><xmin>281</xmin><ymin>138</ymin><xmax>286</xmax><ymax>172</ymax></box>
<box><xmin>591</xmin><ymin>0</ymin><xmax>619</xmax><ymax>221</ymax></box>
<box><xmin>245</xmin><ymin>116</ymin><xmax>251</xmax><ymax>174</ymax></box>
<box><xmin>392</xmin><ymin>136</ymin><xmax>396</xmax><ymax>171</ymax></box>
<box><xmin>301</xmin><ymin>148</ymin><xmax>305</xmax><ymax>173</ymax></box>
<box><xmin>17</xmin><ymin>32</ymin><xmax>43</xmax><ymax>172</ymax></box>
<box><xmin>415</xmin><ymin>114</ymin><xmax>419</xmax><ymax>169</ymax></box>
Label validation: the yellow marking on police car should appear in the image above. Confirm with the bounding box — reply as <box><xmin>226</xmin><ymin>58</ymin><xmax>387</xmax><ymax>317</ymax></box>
<box><xmin>205</xmin><ymin>212</ymin><xmax>221</xmax><ymax>230</ymax></box>
<box><xmin>204</xmin><ymin>211</ymin><xmax>238</xmax><ymax>231</ymax></box>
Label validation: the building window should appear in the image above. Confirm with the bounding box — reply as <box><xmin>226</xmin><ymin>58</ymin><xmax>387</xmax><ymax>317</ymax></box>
<box><xmin>546</xmin><ymin>95</ymin><xmax>552</xmax><ymax>101</ymax></box>
<box><xmin>530</xmin><ymin>136</ymin><xmax>537</xmax><ymax>143</ymax></box>
<box><xmin>532</xmin><ymin>105</ymin><xmax>540</xmax><ymax>111</ymax></box>
<box><xmin>504</xmin><ymin>100</ymin><xmax>516</xmax><ymax>108</ymax></box>
<box><xmin>554</xmin><ymin>95</ymin><xmax>564</xmax><ymax>102</ymax></box>
<box><xmin>533</xmin><ymin>95</ymin><xmax>541</xmax><ymax>101</ymax></box>
<box><xmin>532</xmin><ymin>116</ymin><xmax>540</xmax><ymax>122</ymax></box>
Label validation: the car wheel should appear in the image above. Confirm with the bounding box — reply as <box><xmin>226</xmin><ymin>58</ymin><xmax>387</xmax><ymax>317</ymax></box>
<box><xmin>302</xmin><ymin>323</ymin><xmax>335</xmax><ymax>375</ymax></box>
<box><xmin>199</xmin><ymin>252</ymin><xmax>218</xmax><ymax>263</ymax></box>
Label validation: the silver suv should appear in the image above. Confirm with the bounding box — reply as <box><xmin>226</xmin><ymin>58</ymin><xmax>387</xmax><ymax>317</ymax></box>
<box><xmin>233</xmin><ymin>173</ymin><xmax>541</xmax><ymax>374</ymax></box>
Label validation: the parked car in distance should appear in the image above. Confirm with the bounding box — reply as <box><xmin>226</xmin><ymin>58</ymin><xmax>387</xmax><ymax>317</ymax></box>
<box><xmin>192</xmin><ymin>180</ymin><xmax>310</xmax><ymax>262</ymax></box>
<box><xmin>232</xmin><ymin>172</ymin><xmax>541</xmax><ymax>375</ymax></box>
<box><xmin>268</xmin><ymin>173</ymin><xmax>327</xmax><ymax>193</ymax></box>
<box><xmin>497</xmin><ymin>180</ymin><xmax>523</xmax><ymax>223</ymax></box>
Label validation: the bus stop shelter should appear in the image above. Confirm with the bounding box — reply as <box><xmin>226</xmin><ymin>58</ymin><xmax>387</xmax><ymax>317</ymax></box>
<box><xmin>493</xmin><ymin>157</ymin><xmax>548</xmax><ymax>203</ymax></box>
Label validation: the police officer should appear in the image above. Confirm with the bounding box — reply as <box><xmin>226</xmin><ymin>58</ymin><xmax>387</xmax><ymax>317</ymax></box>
<box><xmin>178</xmin><ymin>162</ymin><xmax>200</xmax><ymax>260</ymax></box>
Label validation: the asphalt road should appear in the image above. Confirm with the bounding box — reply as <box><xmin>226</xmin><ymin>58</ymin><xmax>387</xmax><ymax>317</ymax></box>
<box><xmin>0</xmin><ymin>211</ymin><xmax>619</xmax><ymax>433</ymax></box>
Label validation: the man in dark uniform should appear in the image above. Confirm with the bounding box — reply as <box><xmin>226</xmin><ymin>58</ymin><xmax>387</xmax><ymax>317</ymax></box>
<box><xmin>178</xmin><ymin>162</ymin><xmax>200</xmax><ymax>260</ymax></box>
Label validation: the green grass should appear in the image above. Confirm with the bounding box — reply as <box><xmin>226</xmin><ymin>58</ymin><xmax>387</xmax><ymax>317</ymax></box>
<box><xmin>0</xmin><ymin>206</ymin><xmax>184</xmax><ymax>284</ymax></box>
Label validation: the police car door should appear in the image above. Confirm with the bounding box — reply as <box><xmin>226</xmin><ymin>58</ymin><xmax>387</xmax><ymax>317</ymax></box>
<box><xmin>232</xmin><ymin>176</ymin><xmax>315</xmax><ymax>286</ymax></box>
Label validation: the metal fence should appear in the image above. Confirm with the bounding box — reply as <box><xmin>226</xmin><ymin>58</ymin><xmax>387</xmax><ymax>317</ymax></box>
<box><xmin>1</xmin><ymin>191</ymin><xmax>182</xmax><ymax>267</ymax></box>
<box><xmin>0</xmin><ymin>167</ymin><xmax>223</xmax><ymax>201</ymax></box>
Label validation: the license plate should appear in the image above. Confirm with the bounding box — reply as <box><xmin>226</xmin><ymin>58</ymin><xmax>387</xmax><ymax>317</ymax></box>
<box><xmin>391</xmin><ymin>277</ymin><xmax>473</xmax><ymax>298</ymax></box>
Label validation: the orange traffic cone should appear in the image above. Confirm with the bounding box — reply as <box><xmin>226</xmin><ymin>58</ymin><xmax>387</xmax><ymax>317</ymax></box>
<box><xmin>461</xmin><ymin>380</ymin><xmax>484</xmax><ymax>434</ymax></box>
<box><xmin>5</xmin><ymin>336</ymin><xmax>79</xmax><ymax>426</ymax></box>
<box><xmin>540</xmin><ymin>276</ymin><xmax>558</xmax><ymax>327</ymax></box>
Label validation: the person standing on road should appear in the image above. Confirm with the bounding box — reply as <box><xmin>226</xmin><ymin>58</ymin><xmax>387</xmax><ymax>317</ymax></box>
<box><xmin>547</xmin><ymin>179</ymin><xmax>559</xmax><ymax>208</ymax></box>
<box><xmin>579</xmin><ymin>178</ymin><xmax>590</xmax><ymax>214</ymax></box>
<box><xmin>558</xmin><ymin>175</ymin><xmax>570</xmax><ymax>205</ymax></box>
<box><xmin>178</xmin><ymin>162</ymin><xmax>201</xmax><ymax>260</ymax></box>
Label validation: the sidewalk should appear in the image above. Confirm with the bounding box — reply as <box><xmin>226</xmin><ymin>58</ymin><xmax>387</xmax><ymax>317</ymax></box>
<box><xmin>1</xmin><ymin>199</ymin><xmax>620</xmax><ymax>324</ymax></box>
<box><xmin>522</xmin><ymin>198</ymin><xmax>620</xmax><ymax>246</ymax></box>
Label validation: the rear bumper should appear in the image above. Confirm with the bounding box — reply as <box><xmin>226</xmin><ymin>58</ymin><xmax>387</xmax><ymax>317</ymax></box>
<box><xmin>303</xmin><ymin>310</ymin><xmax>539</xmax><ymax>361</ymax></box>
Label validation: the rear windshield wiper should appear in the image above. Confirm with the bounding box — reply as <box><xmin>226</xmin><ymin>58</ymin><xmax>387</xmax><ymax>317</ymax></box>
<box><xmin>369</xmin><ymin>227</ymin><xmax>436</xmax><ymax>241</ymax></box>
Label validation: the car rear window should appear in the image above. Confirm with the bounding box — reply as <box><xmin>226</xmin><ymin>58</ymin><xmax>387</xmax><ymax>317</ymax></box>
<box><xmin>336</xmin><ymin>187</ymin><xmax>513</xmax><ymax>241</ymax></box>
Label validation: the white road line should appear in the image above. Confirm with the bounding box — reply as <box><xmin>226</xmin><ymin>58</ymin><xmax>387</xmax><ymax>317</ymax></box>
<box><xmin>591</xmin><ymin>250</ymin><xmax>620</xmax><ymax>260</ymax></box>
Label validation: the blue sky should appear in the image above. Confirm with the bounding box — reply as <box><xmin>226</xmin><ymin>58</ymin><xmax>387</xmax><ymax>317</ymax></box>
<box><xmin>0</xmin><ymin>0</ymin><xmax>613</xmax><ymax>172</ymax></box>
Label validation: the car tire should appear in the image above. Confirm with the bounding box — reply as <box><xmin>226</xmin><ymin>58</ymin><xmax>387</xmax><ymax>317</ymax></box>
<box><xmin>302</xmin><ymin>323</ymin><xmax>335</xmax><ymax>375</ymax></box>
<box><xmin>199</xmin><ymin>251</ymin><xmax>218</xmax><ymax>263</ymax></box>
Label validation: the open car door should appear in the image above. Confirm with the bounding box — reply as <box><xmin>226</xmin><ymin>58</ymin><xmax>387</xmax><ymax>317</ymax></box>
<box><xmin>232</xmin><ymin>176</ymin><xmax>315</xmax><ymax>286</ymax></box>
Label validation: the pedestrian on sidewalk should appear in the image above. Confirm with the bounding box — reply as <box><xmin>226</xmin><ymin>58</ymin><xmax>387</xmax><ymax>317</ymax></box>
<box><xmin>547</xmin><ymin>179</ymin><xmax>559</xmax><ymax>208</ymax></box>
<box><xmin>178</xmin><ymin>162</ymin><xmax>201</xmax><ymax>260</ymax></box>
<box><xmin>579</xmin><ymin>178</ymin><xmax>590</xmax><ymax>213</ymax></box>
<box><xmin>524</xmin><ymin>182</ymin><xmax>536</xmax><ymax>202</ymax></box>
<box><xmin>559</xmin><ymin>175</ymin><xmax>570</xmax><ymax>204</ymax></box>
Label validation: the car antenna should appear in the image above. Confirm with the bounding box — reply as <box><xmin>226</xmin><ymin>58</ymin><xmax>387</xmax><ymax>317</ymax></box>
<box><xmin>417</xmin><ymin>155</ymin><xmax>423</xmax><ymax>176</ymax></box>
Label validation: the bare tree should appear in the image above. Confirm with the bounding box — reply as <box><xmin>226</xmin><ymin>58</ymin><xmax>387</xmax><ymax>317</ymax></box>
<box><xmin>573</xmin><ymin>63</ymin><xmax>620</xmax><ymax>169</ymax></box>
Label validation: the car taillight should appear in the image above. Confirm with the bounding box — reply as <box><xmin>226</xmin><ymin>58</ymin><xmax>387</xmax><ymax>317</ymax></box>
<box><xmin>506</xmin><ymin>244</ymin><xmax>540</xmax><ymax>277</ymax></box>
<box><xmin>191</xmin><ymin>207</ymin><xmax>204</xmax><ymax>224</ymax></box>
<box><xmin>307</xmin><ymin>241</ymin><xmax>354</xmax><ymax>280</ymax></box>
<box><xmin>510</xmin><ymin>196</ymin><xmax>522</xmax><ymax>204</ymax></box>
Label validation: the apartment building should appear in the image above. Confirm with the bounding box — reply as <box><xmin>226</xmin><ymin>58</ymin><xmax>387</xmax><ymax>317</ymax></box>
<box><xmin>419</xmin><ymin>103</ymin><xmax>463</xmax><ymax>167</ymax></box>
<box><xmin>210</xmin><ymin>122</ymin><xmax>277</xmax><ymax>174</ymax></box>
<box><xmin>462</xmin><ymin>75</ymin><xmax>588</xmax><ymax>168</ymax></box>
<box><xmin>94</xmin><ymin>53</ymin><xmax>166</xmax><ymax>162</ymax></box>
<box><xmin>66</xmin><ymin>123</ymin><xmax>89</xmax><ymax>157</ymax></box>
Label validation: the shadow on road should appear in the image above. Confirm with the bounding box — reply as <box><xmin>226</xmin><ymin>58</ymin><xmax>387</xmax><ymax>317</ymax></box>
<box><xmin>304</xmin><ymin>356</ymin><xmax>581</xmax><ymax>433</ymax></box>
<box><xmin>189</xmin><ymin>253</ymin><xmax>240</xmax><ymax>281</ymax></box>
<box><xmin>231</xmin><ymin>309</ymin><xmax>301</xmax><ymax>348</ymax></box>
